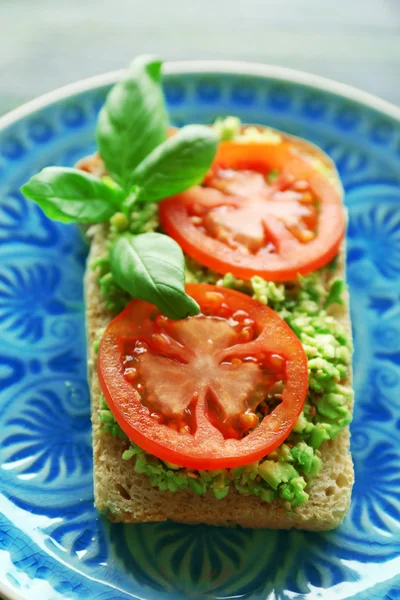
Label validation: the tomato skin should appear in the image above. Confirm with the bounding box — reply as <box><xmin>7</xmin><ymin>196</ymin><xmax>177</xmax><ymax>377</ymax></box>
<box><xmin>159</xmin><ymin>138</ymin><xmax>345</xmax><ymax>281</ymax></box>
<box><xmin>98</xmin><ymin>284</ymin><xmax>308</xmax><ymax>470</ymax></box>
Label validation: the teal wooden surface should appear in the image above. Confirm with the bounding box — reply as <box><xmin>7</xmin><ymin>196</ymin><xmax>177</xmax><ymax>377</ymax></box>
<box><xmin>0</xmin><ymin>0</ymin><xmax>399</xmax><ymax>116</ymax></box>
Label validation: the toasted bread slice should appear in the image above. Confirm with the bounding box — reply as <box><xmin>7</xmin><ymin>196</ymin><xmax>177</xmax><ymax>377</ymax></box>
<box><xmin>83</xmin><ymin>131</ymin><xmax>354</xmax><ymax>531</ymax></box>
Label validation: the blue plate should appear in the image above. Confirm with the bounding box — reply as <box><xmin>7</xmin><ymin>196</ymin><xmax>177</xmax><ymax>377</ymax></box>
<box><xmin>0</xmin><ymin>62</ymin><xmax>400</xmax><ymax>600</ymax></box>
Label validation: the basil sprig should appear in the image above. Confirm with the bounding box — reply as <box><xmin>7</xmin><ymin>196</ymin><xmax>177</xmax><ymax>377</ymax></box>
<box><xmin>20</xmin><ymin>54</ymin><xmax>218</xmax><ymax>319</ymax></box>
<box><xmin>111</xmin><ymin>233</ymin><xmax>199</xmax><ymax>319</ymax></box>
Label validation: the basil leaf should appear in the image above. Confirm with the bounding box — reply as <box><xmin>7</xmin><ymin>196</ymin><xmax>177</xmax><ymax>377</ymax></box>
<box><xmin>130</xmin><ymin>125</ymin><xmax>218</xmax><ymax>202</ymax></box>
<box><xmin>97</xmin><ymin>55</ymin><xmax>168</xmax><ymax>188</ymax></box>
<box><xmin>110</xmin><ymin>232</ymin><xmax>199</xmax><ymax>320</ymax></box>
<box><xmin>21</xmin><ymin>167</ymin><xmax>124</xmax><ymax>223</ymax></box>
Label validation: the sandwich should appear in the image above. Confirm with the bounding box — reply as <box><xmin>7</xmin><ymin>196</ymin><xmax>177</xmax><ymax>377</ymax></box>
<box><xmin>21</xmin><ymin>55</ymin><xmax>354</xmax><ymax>530</ymax></box>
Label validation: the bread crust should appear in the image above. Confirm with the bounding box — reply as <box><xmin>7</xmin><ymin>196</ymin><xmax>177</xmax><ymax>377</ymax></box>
<box><xmin>83</xmin><ymin>133</ymin><xmax>354</xmax><ymax>530</ymax></box>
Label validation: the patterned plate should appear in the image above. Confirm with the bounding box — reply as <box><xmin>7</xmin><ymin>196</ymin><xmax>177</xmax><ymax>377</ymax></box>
<box><xmin>0</xmin><ymin>62</ymin><xmax>400</xmax><ymax>600</ymax></box>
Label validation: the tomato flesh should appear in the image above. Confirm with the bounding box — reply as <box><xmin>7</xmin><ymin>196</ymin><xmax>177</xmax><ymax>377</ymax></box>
<box><xmin>160</xmin><ymin>138</ymin><xmax>345</xmax><ymax>281</ymax></box>
<box><xmin>98</xmin><ymin>284</ymin><xmax>308</xmax><ymax>469</ymax></box>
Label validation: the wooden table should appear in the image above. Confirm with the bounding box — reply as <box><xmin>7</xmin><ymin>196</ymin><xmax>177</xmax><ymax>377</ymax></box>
<box><xmin>0</xmin><ymin>0</ymin><xmax>399</xmax><ymax>116</ymax></box>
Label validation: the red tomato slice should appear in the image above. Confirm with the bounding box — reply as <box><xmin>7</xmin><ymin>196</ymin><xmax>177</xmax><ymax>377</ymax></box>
<box><xmin>159</xmin><ymin>138</ymin><xmax>345</xmax><ymax>281</ymax></box>
<box><xmin>98</xmin><ymin>284</ymin><xmax>308</xmax><ymax>469</ymax></box>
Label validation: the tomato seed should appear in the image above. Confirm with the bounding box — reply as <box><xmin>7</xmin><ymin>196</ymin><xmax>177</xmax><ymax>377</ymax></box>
<box><xmin>231</xmin><ymin>357</ymin><xmax>242</xmax><ymax>368</ymax></box>
<box><xmin>297</xmin><ymin>229</ymin><xmax>315</xmax><ymax>243</ymax></box>
<box><xmin>216</xmin><ymin>228</ymin><xmax>229</xmax><ymax>243</ymax></box>
<box><xmin>232</xmin><ymin>310</ymin><xmax>250</xmax><ymax>321</ymax></box>
<box><xmin>293</xmin><ymin>180</ymin><xmax>309</xmax><ymax>192</ymax></box>
<box><xmin>239</xmin><ymin>326</ymin><xmax>253</xmax><ymax>342</ymax></box>
<box><xmin>219</xmin><ymin>302</ymin><xmax>232</xmax><ymax>318</ymax></box>
<box><xmin>269</xmin><ymin>354</ymin><xmax>285</xmax><ymax>370</ymax></box>
<box><xmin>205</xmin><ymin>291</ymin><xmax>224</xmax><ymax>308</ymax></box>
<box><xmin>124</xmin><ymin>367</ymin><xmax>137</xmax><ymax>380</ymax></box>
<box><xmin>151</xmin><ymin>412</ymin><xmax>164</xmax><ymax>424</ymax></box>
<box><xmin>155</xmin><ymin>314</ymin><xmax>169</xmax><ymax>328</ymax></box>
<box><xmin>240</xmin><ymin>412</ymin><xmax>259</xmax><ymax>430</ymax></box>
<box><xmin>180</xmin><ymin>425</ymin><xmax>191</xmax><ymax>434</ymax></box>
<box><xmin>300</xmin><ymin>191</ymin><xmax>314</xmax><ymax>204</ymax></box>
<box><xmin>243</xmin><ymin>319</ymin><xmax>255</xmax><ymax>329</ymax></box>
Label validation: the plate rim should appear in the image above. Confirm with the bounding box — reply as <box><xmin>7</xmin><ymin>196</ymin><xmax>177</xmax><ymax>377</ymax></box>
<box><xmin>0</xmin><ymin>59</ymin><xmax>399</xmax><ymax>600</ymax></box>
<box><xmin>0</xmin><ymin>59</ymin><xmax>400</xmax><ymax>134</ymax></box>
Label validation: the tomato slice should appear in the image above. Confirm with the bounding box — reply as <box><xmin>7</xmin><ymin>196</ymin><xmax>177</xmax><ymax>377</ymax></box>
<box><xmin>159</xmin><ymin>138</ymin><xmax>345</xmax><ymax>281</ymax></box>
<box><xmin>98</xmin><ymin>284</ymin><xmax>308</xmax><ymax>469</ymax></box>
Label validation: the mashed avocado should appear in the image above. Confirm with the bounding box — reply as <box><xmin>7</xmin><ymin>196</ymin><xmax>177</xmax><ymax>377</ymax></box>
<box><xmin>94</xmin><ymin>117</ymin><xmax>353</xmax><ymax>509</ymax></box>
<box><xmin>213</xmin><ymin>116</ymin><xmax>282</xmax><ymax>145</ymax></box>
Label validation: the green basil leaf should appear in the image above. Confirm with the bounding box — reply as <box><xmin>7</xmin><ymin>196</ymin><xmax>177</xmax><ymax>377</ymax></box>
<box><xmin>21</xmin><ymin>167</ymin><xmax>124</xmax><ymax>223</ymax></box>
<box><xmin>130</xmin><ymin>125</ymin><xmax>218</xmax><ymax>202</ymax></box>
<box><xmin>110</xmin><ymin>232</ymin><xmax>200</xmax><ymax>320</ymax></box>
<box><xmin>97</xmin><ymin>55</ymin><xmax>168</xmax><ymax>188</ymax></box>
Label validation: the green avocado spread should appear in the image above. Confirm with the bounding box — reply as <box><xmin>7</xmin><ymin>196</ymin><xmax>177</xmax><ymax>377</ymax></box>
<box><xmin>94</xmin><ymin>118</ymin><xmax>353</xmax><ymax>509</ymax></box>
